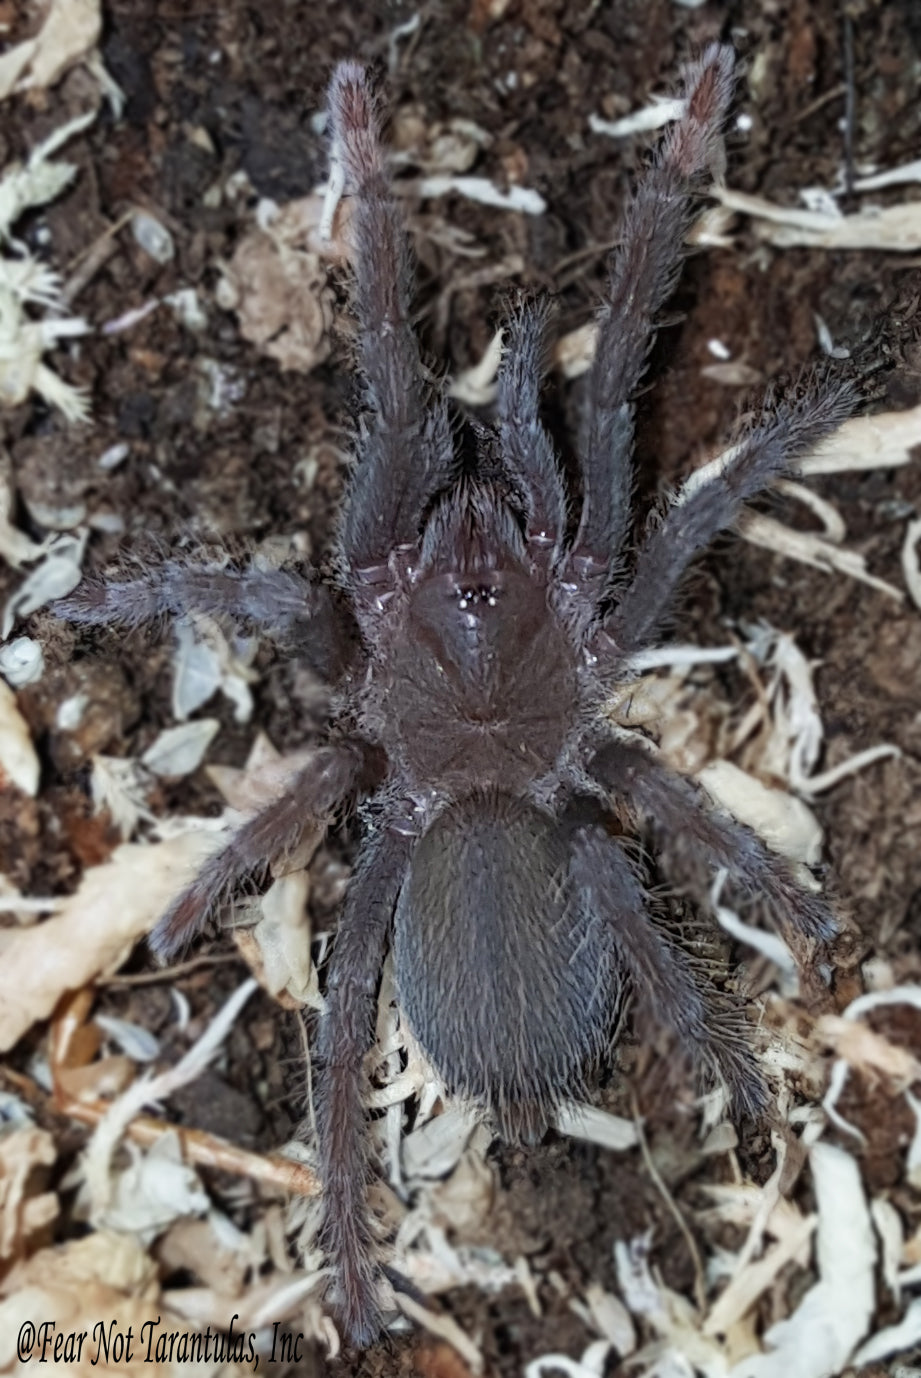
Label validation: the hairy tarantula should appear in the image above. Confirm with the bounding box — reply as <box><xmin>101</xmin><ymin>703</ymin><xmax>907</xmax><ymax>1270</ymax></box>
<box><xmin>58</xmin><ymin>47</ymin><xmax>853</xmax><ymax>1345</ymax></box>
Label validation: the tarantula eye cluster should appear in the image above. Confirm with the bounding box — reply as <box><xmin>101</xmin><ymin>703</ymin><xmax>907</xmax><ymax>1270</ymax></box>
<box><xmin>56</xmin><ymin>45</ymin><xmax>853</xmax><ymax>1347</ymax></box>
<box><xmin>456</xmin><ymin>583</ymin><xmax>498</xmax><ymax>608</ymax></box>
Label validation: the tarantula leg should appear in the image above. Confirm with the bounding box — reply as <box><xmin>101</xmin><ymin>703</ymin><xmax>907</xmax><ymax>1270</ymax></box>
<box><xmin>497</xmin><ymin>300</ymin><xmax>567</xmax><ymax>569</ymax></box>
<box><xmin>563</xmin><ymin>43</ymin><xmax>735</xmax><ymax>611</ymax></box>
<box><xmin>603</xmin><ymin>377</ymin><xmax>855</xmax><ymax>657</ymax></box>
<box><xmin>589</xmin><ymin>738</ymin><xmax>838</xmax><ymax>948</ymax></box>
<box><xmin>55</xmin><ymin>557</ymin><xmax>341</xmax><ymax>655</ymax></box>
<box><xmin>150</xmin><ymin>743</ymin><xmax>368</xmax><ymax>960</ymax></box>
<box><xmin>317</xmin><ymin>824</ymin><xmax>415</xmax><ymax>1346</ymax></box>
<box><xmin>570</xmin><ymin>823</ymin><xmax>766</xmax><ymax>1114</ymax></box>
<box><xmin>326</xmin><ymin>64</ymin><xmax>454</xmax><ymax>574</ymax></box>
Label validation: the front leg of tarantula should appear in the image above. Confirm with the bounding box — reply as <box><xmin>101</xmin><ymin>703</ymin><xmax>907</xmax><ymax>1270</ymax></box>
<box><xmin>600</xmin><ymin>379</ymin><xmax>855</xmax><ymax>660</ymax></box>
<box><xmin>561</xmin><ymin>43</ymin><xmax>735</xmax><ymax>625</ymax></box>
<box><xmin>569</xmin><ymin>821</ymin><xmax>766</xmax><ymax>1114</ymax></box>
<box><xmin>55</xmin><ymin>558</ymin><xmax>350</xmax><ymax>675</ymax></box>
<box><xmin>326</xmin><ymin>64</ymin><xmax>455</xmax><ymax>588</ymax></box>
<box><xmin>496</xmin><ymin>300</ymin><xmax>567</xmax><ymax>572</ymax></box>
<box><xmin>317</xmin><ymin>822</ymin><xmax>416</xmax><ymax>1346</ymax></box>
<box><xmin>588</xmin><ymin>738</ymin><xmax>837</xmax><ymax>951</ymax></box>
<box><xmin>150</xmin><ymin>741</ymin><xmax>371</xmax><ymax>960</ymax></box>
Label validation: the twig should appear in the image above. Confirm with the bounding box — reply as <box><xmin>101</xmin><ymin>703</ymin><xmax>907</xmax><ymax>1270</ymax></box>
<box><xmin>630</xmin><ymin>1089</ymin><xmax>707</xmax><ymax>1313</ymax></box>
<box><xmin>52</xmin><ymin>1087</ymin><xmax>321</xmax><ymax>1196</ymax></box>
<box><xmin>98</xmin><ymin>951</ymin><xmax>242</xmax><ymax>986</ymax></box>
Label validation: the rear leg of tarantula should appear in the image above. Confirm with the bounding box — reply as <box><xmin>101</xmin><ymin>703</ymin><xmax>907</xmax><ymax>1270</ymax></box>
<box><xmin>317</xmin><ymin>823</ymin><xmax>415</xmax><ymax>1346</ymax></box>
<box><xmin>151</xmin><ymin>742</ymin><xmax>369</xmax><ymax>960</ymax></box>
<box><xmin>496</xmin><ymin>300</ymin><xmax>567</xmax><ymax>571</ymax></box>
<box><xmin>569</xmin><ymin>822</ymin><xmax>766</xmax><ymax>1115</ymax></box>
<box><xmin>588</xmin><ymin>738</ymin><xmax>837</xmax><ymax>950</ymax></box>
<box><xmin>563</xmin><ymin>43</ymin><xmax>735</xmax><ymax>617</ymax></box>
<box><xmin>326</xmin><ymin>64</ymin><xmax>455</xmax><ymax>578</ymax></box>
<box><xmin>602</xmin><ymin>377</ymin><xmax>855</xmax><ymax>658</ymax></box>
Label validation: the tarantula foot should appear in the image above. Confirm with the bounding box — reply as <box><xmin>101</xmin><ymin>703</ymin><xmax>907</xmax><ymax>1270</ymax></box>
<box><xmin>332</xmin><ymin>1271</ymin><xmax>384</xmax><ymax>1349</ymax></box>
<box><xmin>149</xmin><ymin>876</ymin><xmax>213</xmax><ymax>962</ymax></box>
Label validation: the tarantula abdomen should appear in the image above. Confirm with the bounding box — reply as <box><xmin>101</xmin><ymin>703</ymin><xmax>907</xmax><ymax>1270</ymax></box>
<box><xmin>395</xmin><ymin>792</ymin><xmax>618</xmax><ymax>1142</ymax></box>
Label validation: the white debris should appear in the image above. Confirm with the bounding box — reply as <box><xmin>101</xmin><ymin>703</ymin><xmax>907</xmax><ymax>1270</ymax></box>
<box><xmin>402</xmin><ymin>1105</ymin><xmax>479</xmax><ymax>1180</ymax></box>
<box><xmin>902</xmin><ymin>517</ymin><xmax>921</xmax><ymax>612</ymax></box>
<box><xmin>710</xmin><ymin>869</ymin><xmax>799</xmax><ymax>995</ymax></box>
<box><xmin>853</xmin><ymin>159</ymin><xmax>921</xmax><ymax>192</ymax></box>
<box><xmin>394</xmin><ymin>1290</ymin><xmax>484</xmax><ymax>1373</ymax></box>
<box><xmin>554</xmin><ymin>321</ymin><xmax>598</xmax><ymax>379</ymax></box>
<box><xmin>0</xmin><ymin>635</ymin><xmax>43</xmax><ymax>688</ymax></box>
<box><xmin>90</xmin><ymin>754</ymin><xmax>155</xmax><ymax>838</ymax></box>
<box><xmin>418</xmin><ymin>174</ymin><xmax>546</xmax><ymax>215</ymax></box>
<box><xmin>164</xmin><ymin>287</ymin><xmax>207</xmax><ymax>331</ymax></box>
<box><xmin>141</xmin><ymin>718</ymin><xmax>220</xmax><ymax>778</ymax></box>
<box><xmin>80</xmin><ymin>1130</ymin><xmax>210</xmax><ymax>1245</ymax></box>
<box><xmin>731</xmin><ymin>1143</ymin><xmax>875</xmax><ymax>1378</ymax></box>
<box><xmin>2</xmin><ymin>527</ymin><xmax>86</xmax><ymax>637</ymax></box>
<box><xmin>812</xmin><ymin>311</ymin><xmax>849</xmax><ymax>359</ymax></box>
<box><xmin>773</xmin><ymin>480</ymin><xmax>846</xmax><ymax>543</ymax></box>
<box><xmin>714</xmin><ymin>185</ymin><xmax>921</xmax><ymax>252</ymax></box>
<box><xmin>0</xmin><ymin>112</ymin><xmax>96</xmax><ymax>421</ymax></box>
<box><xmin>738</xmin><ymin>511</ymin><xmax>904</xmax><ymax>602</ymax></box>
<box><xmin>94</xmin><ymin>1013</ymin><xmax>161</xmax><ymax>1063</ymax></box>
<box><xmin>448</xmin><ymin>328</ymin><xmax>503</xmax><ymax>407</ymax></box>
<box><xmin>171</xmin><ymin>615</ymin><xmax>257</xmax><ymax>723</ymax></box>
<box><xmin>624</xmin><ymin>644</ymin><xmax>739</xmax><ymax>673</ymax></box>
<box><xmin>799</xmin><ymin>404</ymin><xmax>921</xmax><ymax>475</ymax></box>
<box><xmin>698</xmin><ymin>760</ymin><xmax>823</xmax><ymax>866</ymax></box>
<box><xmin>525</xmin><ymin>1344</ymin><xmax>611</xmax><ymax>1378</ymax></box>
<box><xmin>81</xmin><ymin>978</ymin><xmax>259</xmax><ymax>1217</ymax></box>
<box><xmin>581</xmin><ymin>1282</ymin><xmax>637</xmax><ymax>1355</ymax></box>
<box><xmin>131</xmin><ymin>211</ymin><xmax>175</xmax><ymax>264</ymax></box>
<box><xmin>555</xmin><ymin>1102</ymin><xmax>639</xmax><ymax>1152</ymax></box>
<box><xmin>56</xmin><ymin>691</ymin><xmax>88</xmax><ymax>730</ymax></box>
<box><xmin>589</xmin><ymin>97</ymin><xmax>686</xmax><ymax>140</ymax></box>
<box><xmin>853</xmin><ymin>1297</ymin><xmax>921</xmax><ymax>1366</ymax></box>
<box><xmin>96</xmin><ymin>441</ymin><xmax>130</xmax><ymax>470</ymax></box>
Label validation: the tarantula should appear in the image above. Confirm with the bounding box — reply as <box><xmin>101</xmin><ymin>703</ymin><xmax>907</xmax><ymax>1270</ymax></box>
<box><xmin>58</xmin><ymin>47</ymin><xmax>852</xmax><ymax>1345</ymax></box>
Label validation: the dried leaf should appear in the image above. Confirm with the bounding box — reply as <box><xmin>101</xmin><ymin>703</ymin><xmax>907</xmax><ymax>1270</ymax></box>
<box><xmin>0</xmin><ymin>1127</ymin><xmax>58</xmax><ymax>1259</ymax></box>
<box><xmin>141</xmin><ymin>719</ymin><xmax>220</xmax><ymax>779</ymax></box>
<box><xmin>0</xmin><ymin>677</ymin><xmax>39</xmax><ymax>796</ymax></box>
<box><xmin>0</xmin><ymin>0</ymin><xmax>101</xmax><ymax>98</ymax></box>
<box><xmin>0</xmin><ymin>832</ymin><xmax>223</xmax><ymax>1053</ymax></box>
<box><xmin>219</xmin><ymin>226</ymin><xmax>334</xmax><ymax>374</ymax></box>
<box><xmin>248</xmin><ymin>870</ymin><xmax>322</xmax><ymax>1008</ymax></box>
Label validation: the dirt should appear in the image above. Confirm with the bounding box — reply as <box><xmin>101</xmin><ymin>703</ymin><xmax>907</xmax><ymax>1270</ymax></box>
<box><xmin>2</xmin><ymin>0</ymin><xmax>921</xmax><ymax>1374</ymax></box>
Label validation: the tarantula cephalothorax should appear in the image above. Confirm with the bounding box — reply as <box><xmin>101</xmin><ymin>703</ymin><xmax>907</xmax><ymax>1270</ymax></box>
<box><xmin>59</xmin><ymin>48</ymin><xmax>853</xmax><ymax>1344</ymax></box>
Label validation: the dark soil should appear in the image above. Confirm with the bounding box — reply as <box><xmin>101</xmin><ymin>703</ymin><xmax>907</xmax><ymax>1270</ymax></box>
<box><xmin>2</xmin><ymin>1</ymin><xmax>921</xmax><ymax>1375</ymax></box>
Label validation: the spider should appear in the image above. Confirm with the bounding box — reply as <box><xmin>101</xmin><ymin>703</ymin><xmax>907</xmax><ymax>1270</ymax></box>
<box><xmin>57</xmin><ymin>46</ymin><xmax>853</xmax><ymax>1345</ymax></box>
